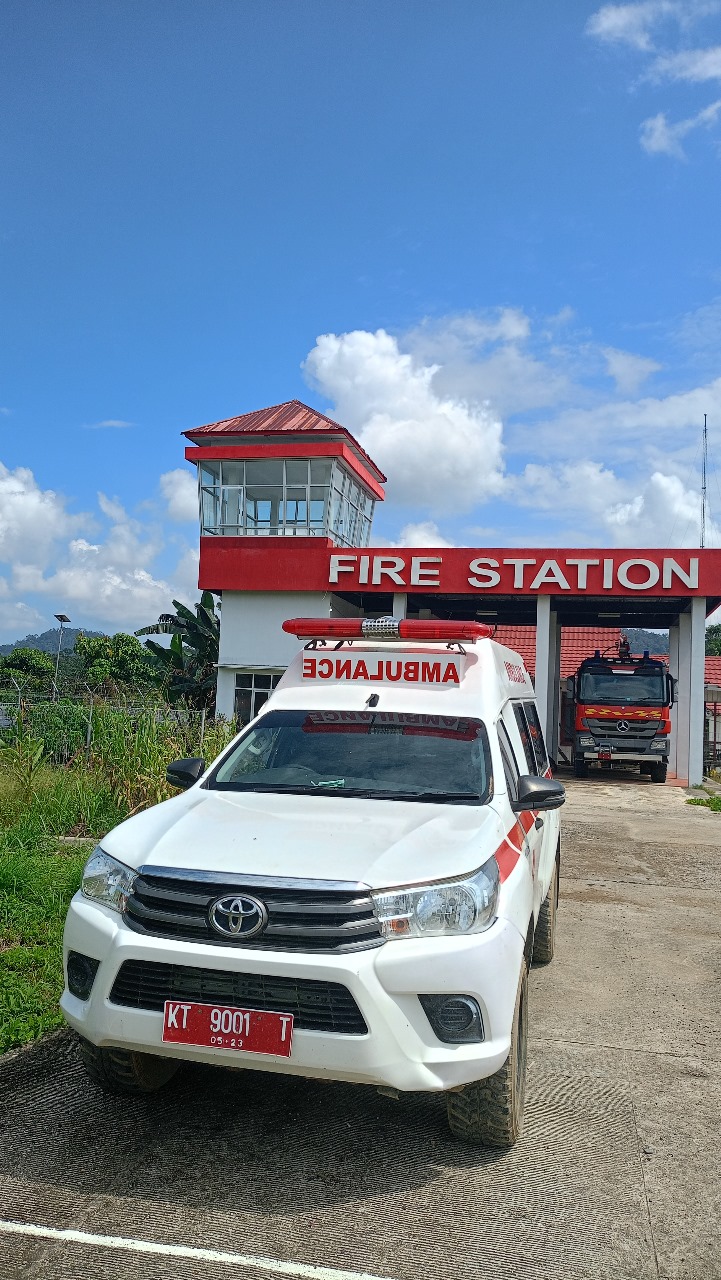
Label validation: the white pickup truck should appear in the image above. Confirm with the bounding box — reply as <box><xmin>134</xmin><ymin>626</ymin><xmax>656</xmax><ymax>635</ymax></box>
<box><xmin>61</xmin><ymin>616</ymin><xmax>564</xmax><ymax>1146</ymax></box>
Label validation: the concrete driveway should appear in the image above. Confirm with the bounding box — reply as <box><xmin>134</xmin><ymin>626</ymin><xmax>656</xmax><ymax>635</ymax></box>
<box><xmin>0</xmin><ymin>777</ymin><xmax>719</xmax><ymax>1280</ymax></box>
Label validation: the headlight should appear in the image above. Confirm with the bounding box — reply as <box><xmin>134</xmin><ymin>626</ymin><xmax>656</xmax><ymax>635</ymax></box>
<box><xmin>578</xmin><ymin>736</ymin><xmax>595</xmax><ymax>746</ymax></box>
<box><xmin>372</xmin><ymin>859</ymin><xmax>499</xmax><ymax>940</ymax></box>
<box><xmin>81</xmin><ymin>848</ymin><xmax>137</xmax><ymax>915</ymax></box>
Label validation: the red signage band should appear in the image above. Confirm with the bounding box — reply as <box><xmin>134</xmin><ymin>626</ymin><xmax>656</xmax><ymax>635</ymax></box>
<box><xmin>198</xmin><ymin>541</ymin><xmax>721</xmax><ymax>598</ymax></box>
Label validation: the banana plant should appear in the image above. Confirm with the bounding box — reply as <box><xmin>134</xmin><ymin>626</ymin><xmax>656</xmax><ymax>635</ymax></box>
<box><xmin>135</xmin><ymin>592</ymin><xmax>220</xmax><ymax>709</ymax></box>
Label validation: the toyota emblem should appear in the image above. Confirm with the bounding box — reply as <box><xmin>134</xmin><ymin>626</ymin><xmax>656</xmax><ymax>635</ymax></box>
<box><xmin>209</xmin><ymin>893</ymin><xmax>268</xmax><ymax>940</ymax></box>
<box><xmin>616</xmin><ymin>720</ymin><xmax>630</xmax><ymax>733</ymax></box>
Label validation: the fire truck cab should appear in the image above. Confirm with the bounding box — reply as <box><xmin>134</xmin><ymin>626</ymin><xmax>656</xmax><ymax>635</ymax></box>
<box><xmin>569</xmin><ymin>640</ymin><xmax>674</xmax><ymax>782</ymax></box>
<box><xmin>62</xmin><ymin>617</ymin><xmax>565</xmax><ymax>1148</ymax></box>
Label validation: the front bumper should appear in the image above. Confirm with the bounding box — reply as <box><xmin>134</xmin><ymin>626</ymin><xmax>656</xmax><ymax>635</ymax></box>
<box><xmin>62</xmin><ymin>895</ymin><xmax>525</xmax><ymax>1093</ymax></box>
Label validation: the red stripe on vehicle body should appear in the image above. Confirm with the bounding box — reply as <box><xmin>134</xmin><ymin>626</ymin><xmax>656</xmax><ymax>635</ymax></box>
<box><xmin>495</xmin><ymin>837</ymin><xmax>521</xmax><ymax>882</ymax></box>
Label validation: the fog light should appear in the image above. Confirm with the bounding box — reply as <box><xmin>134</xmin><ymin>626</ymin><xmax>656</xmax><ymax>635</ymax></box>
<box><xmin>66</xmin><ymin>951</ymin><xmax>100</xmax><ymax>1000</ymax></box>
<box><xmin>419</xmin><ymin>995</ymin><xmax>485</xmax><ymax>1043</ymax></box>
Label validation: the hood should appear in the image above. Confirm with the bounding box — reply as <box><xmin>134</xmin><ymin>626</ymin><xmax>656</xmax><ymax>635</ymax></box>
<box><xmin>101</xmin><ymin>787</ymin><xmax>505</xmax><ymax>890</ymax></box>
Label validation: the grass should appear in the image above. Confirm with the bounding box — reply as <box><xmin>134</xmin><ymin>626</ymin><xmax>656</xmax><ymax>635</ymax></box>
<box><xmin>0</xmin><ymin>707</ymin><xmax>237</xmax><ymax>1054</ymax></box>
<box><xmin>0</xmin><ymin>844</ymin><xmax>89</xmax><ymax>1052</ymax></box>
<box><xmin>686</xmin><ymin>790</ymin><xmax>721</xmax><ymax>811</ymax></box>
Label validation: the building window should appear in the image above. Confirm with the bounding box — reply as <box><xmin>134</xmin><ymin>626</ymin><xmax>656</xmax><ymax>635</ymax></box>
<box><xmin>234</xmin><ymin>672</ymin><xmax>282</xmax><ymax>724</ymax></box>
<box><xmin>198</xmin><ymin>458</ymin><xmax>374</xmax><ymax>547</ymax></box>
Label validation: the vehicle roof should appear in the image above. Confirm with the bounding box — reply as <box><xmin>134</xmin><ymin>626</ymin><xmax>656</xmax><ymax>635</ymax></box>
<box><xmin>267</xmin><ymin>636</ymin><xmax>535</xmax><ymax>719</ymax></box>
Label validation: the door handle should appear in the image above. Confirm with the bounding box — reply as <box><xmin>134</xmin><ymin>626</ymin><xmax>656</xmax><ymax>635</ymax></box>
<box><xmin>534</xmin><ymin>816</ymin><xmax>544</xmax><ymax>831</ymax></box>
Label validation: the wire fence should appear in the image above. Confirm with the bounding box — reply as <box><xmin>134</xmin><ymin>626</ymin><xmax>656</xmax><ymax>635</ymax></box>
<box><xmin>0</xmin><ymin>697</ymin><xmax>232</xmax><ymax>767</ymax></box>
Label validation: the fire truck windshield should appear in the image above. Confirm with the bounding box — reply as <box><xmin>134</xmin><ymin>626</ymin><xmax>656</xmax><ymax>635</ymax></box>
<box><xmin>578</xmin><ymin>671</ymin><xmax>666</xmax><ymax>706</ymax></box>
<box><xmin>209</xmin><ymin>709</ymin><xmax>493</xmax><ymax>804</ymax></box>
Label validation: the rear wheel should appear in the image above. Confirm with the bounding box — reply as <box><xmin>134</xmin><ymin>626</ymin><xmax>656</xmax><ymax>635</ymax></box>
<box><xmin>573</xmin><ymin>757</ymin><xmax>588</xmax><ymax>778</ymax></box>
<box><xmin>650</xmin><ymin>761</ymin><xmax>667</xmax><ymax>784</ymax></box>
<box><xmin>446</xmin><ymin>966</ymin><xmax>528</xmax><ymax>1148</ymax></box>
<box><xmin>78</xmin><ymin>1037</ymin><xmax>179</xmax><ymax>1095</ymax></box>
<box><xmin>532</xmin><ymin>852</ymin><xmax>559</xmax><ymax>965</ymax></box>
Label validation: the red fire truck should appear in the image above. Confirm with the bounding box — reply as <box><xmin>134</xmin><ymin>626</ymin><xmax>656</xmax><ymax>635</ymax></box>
<box><xmin>568</xmin><ymin>638</ymin><xmax>674</xmax><ymax>782</ymax></box>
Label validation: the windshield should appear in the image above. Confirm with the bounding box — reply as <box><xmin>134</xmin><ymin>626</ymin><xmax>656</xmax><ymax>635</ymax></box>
<box><xmin>579</xmin><ymin>671</ymin><xmax>666</xmax><ymax>706</ymax></box>
<box><xmin>209</xmin><ymin>709</ymin><xmax>493</xmax><ymax>804</ymax></box>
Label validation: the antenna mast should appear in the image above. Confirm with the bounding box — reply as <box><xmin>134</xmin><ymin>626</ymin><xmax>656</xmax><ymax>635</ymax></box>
<box><xmin>701</xmin><ymin>413</ymin><xmax>708</xmax><ymax>549</ymax></box>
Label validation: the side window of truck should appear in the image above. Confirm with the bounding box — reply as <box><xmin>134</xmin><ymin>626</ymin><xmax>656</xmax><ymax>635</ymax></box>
<box><xmin>497</xmin><ymin>720</ymin><xmax>520</xmax><ymax>804</ymax></box>
<box><xmin>512</xmin><ymin>703</ymin><xmax>537</xmax><ymax>774</ymax></box>
<box><xmin>523</xmin><ymin>701</ymin><xmax>549</xmax><ymax>775</ymax></box>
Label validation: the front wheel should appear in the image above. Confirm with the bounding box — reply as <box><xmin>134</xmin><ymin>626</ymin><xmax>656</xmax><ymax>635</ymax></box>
<box><xmin>78</xmin><ymin>1037</ymin><xmax>180</xmax><ymax>1095</ymax></box>
<box><xmin>446</xmin><ymin>966</ymin><xmax>528</xmax><ymax>1148</ymax></box>
<box><xmin>650</xmin><ymin>761</ymin><xmax>667</xmax><ymax>783</ymax></box>
<box><xmin>532</xmin><ymin>853</ymin><xmax>558</xmax><ymax>965</ymax></box>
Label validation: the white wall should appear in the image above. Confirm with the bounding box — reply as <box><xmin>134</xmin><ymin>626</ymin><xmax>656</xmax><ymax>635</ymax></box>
<box><xmin>216</xmin><ymin>590</ymin><xmax>332</xmax><ymax>717</ymax></box>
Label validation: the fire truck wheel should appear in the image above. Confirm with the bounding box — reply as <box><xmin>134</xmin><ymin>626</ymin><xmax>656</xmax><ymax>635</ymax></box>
<box><xmin>446</xmin><ymin>966</ymin><xmax>528</xmax><ymax>1148</ymax></box>
<box><xmin>532</xmin><ymin>852</ymin><xmax>558</xmax><ymax>965</ymax></box>
<box><xmin>573</xmin><ymin>758</ymin><xmax>588</xmax><ymax>778</ymax></box>
<box><xmin>650</xmin><ymin>761</ymin><xmax>667</xmax><ymax>784</ymax></box>
<box><xmin>78</xmin><ymin>1036</ymin><xmax>179</xmax><ymax>1094</ymax></box>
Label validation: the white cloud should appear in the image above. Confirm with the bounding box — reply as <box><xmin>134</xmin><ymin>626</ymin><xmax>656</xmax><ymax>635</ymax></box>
<box><xmin>586</xmin><ymin>2</ymin><xmax>676</xmax><ymax>51</ymax></box>
<box><xmin>82</xmin><ymin>419</ymin><xmax>134</xmax><ymax>430</ymax></box>
<box><xmin>0</xmin><ymin>462</ymin><xmax>89</xmax><ymax>568</ymax></box>
<box><xmin>0</xmin><ymin>407</ymin><xmax>10</xmax><ymax>417</ymax></box>
<box><xmin>640</xmin><ymin>98</ymin><xmax>721</xmax><ymax>155</ymax></box>
<box><xmin>603</xmin><ymin>346</ymin><xmax>662</xmax><ymax>392</ymax></box>
<box><xmin>397</xmin><ymin>521</ymin><xmax>455</xmax><ymax>547</ymax></box>
<box><xmin>651</xmin><ymin>43</ymin><xmax>721</xmax><ymax>80</ymax></box>
<box><xmin>606</xmin><ymin>470</ymin><xmax>716</xmax><ymax>543</ymax></box>
<box><xmin>304</xmin><ymin>328</ymin><xmax>505</xmax><ymax>513</ymax></box>
<box><xmin>160</xmin><ymin>468</ymin><xmax>198</xmax><ymax>523</ymax></box>
<box><xmin>0</xmin><ymin>463</ymin><xmax>201</xmax><ymax>640</ymax></box>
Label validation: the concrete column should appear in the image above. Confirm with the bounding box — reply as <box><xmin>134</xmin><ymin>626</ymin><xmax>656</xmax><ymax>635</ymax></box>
<box><xmin>392</xmin><ymin>593</ymin><xmax>408</xmax><ymax>619</ymax></box>
<box><xmin>668</xmin><ymin>624</ymin><xmax>679</xmax><ymax>776</ymax></box>
<box><xmin>534</xmin><ymin>596</ymin><xmax>553</xmax><ymax>740</ymax></box>
<box><xmin>689</xmin><ymin>596</ymin><xmax>706</xmax><ymax>785</ymax></box>
<box><xmin>215</xmin><ymin>666</ymin><xmax>236</xmax><ymax>721</ymax></box>
<box><xmin>676</xmin><ymin>612</ymin><xmax>692</xmax><ymax>784</ymax></box>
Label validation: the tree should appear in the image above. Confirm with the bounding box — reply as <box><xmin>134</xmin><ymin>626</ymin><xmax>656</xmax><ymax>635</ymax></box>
<box><xmin>136</xmin><ymin>592</ymin><xmax>220</xmax><ymax>709</ymax></box>
<box><xmin>707</xmin><ymin>625</ymin><xmax>721</xmax><ymax>657</ymax></box>
<box><xmin>73</xmin><ymin>633</ymin><xmax>160</xmax><ymax>694</ymax></box>
<box><xmin>0</xmin><ymin>647</ymin><xmax>55</xmax><ymax>694</ymax></box>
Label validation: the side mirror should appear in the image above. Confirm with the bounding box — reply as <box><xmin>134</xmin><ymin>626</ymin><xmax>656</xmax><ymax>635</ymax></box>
<box><xmin>667</xmin><ymin>674</ymin><xmax>676</xmax><ymax>707</ymax></box>
<box><xmin>512</xmin><ymin>775</ymin><xmax>566</xmax><ymax>813</ymax></box>
<box><xmin>166</xmin><ymin>757</ymin><xmax>205</xmax><ymax>790</ymax></box>
<box><xmin>565</xmin><ymin>676</ymin><xmax>575</xmax><ymax>697</ymax></box>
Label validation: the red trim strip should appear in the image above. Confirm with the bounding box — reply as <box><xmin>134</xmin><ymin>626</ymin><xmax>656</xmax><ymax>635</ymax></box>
<box><xmin>495</xmin><ymin>838</ymin><xmax>521</xmax><ymax>883</ymax></box>
<box><xmin>185</xmin><ymin>442</ymin><xmax>385</xmax><ymax>501</ymax></box>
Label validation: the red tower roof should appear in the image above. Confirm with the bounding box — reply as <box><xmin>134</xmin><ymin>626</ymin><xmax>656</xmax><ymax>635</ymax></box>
<box><xmin>183</xmin><ymin>399</ymin><xmax>386</xmax><ymax>486</ymax></box>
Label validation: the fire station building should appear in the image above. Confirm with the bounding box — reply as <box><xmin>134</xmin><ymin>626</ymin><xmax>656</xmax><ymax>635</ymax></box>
<box><xmin>184</xmin><ymin>400</ymin><xmax>721</xmax><ymax>786</ymax></box>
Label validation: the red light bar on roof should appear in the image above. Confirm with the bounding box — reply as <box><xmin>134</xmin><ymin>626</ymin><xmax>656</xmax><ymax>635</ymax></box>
<box><xmin>282</xmin><ymin>617</ymin><xmax>492</xmax><ymax>642</ymax></box>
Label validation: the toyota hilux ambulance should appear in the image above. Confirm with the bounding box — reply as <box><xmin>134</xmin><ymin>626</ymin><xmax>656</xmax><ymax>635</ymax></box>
<box><xmin>62</xmin><ymin>617</ymin><xmax>565</xmax><ymax>1147</ymax></box>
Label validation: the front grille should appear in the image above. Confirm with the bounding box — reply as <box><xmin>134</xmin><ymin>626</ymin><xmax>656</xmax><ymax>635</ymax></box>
<box><xmin>124</xmin><ymin>871</ymin><xmax>384</xmax><ymax>954</ymax></box>
<box><xmin>109</xmin><ymin>960</ymin><xmax>368</xmax><ymax>1035</ymax></box>
<box><xmin>586</xmin><ymin>719</ymin><xmax>660</xmax><ymax>740</ymax></box>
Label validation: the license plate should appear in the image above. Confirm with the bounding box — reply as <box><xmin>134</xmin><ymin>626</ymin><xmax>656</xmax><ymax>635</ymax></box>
<box><xmin>162</xmin><ymin>1001</ymin><xmax>294</xmax><ymax>1057</ymax></box>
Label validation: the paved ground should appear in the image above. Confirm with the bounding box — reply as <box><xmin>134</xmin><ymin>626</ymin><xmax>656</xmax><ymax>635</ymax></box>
<box><xmin>1</xmin><ymin>775</ymin><xmax>720</xmax><ymax>1280</ymax></box>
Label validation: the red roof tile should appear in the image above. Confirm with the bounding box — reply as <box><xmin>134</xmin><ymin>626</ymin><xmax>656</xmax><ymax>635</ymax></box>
<box><xmin>495</xmin><ymin>625</ymin><xmax>623</xmax><ymax>678</ymax></box>
<box><xmin>183</xmin><ymin>399</ymin><xmax>386</xmax><ymax>484</ymax></box>
<box><xmin>705</xmin><ymin>656</ymin><xmax>721</xmax><ymax>686</ymax></box>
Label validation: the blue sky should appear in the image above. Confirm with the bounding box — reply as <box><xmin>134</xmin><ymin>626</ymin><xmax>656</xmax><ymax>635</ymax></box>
<box><xmin>2</xmin><ymin>0</ymin><xmax>721</xmax><ymax>638</ymax></box>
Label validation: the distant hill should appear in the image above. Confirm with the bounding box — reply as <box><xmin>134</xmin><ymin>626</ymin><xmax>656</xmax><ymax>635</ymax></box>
<box><xmin>624</xmin><ymin>627</ymin><xmax>669</xmax><ymax>655</ymax></box>
<box><xmin>0</xmin><ymin>627</ymin><xmax>105</xmax><ymax>656</ymax></box>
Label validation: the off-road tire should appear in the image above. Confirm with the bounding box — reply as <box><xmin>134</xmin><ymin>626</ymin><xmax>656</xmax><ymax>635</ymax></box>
<box><xmin>650</xmin><ymin>761</ymin><xmax>667</xmax><ymax>784</ymax></box>
<box><xmin>573</xmin><ymin>757</ymin><xmax>588</xmax><ymax>778</ymax></box>
<box><xmin>78</xmin><ymin>1037</ymin><xmax>179</xmax><ymax>1095</ymax></box>
<box><xmin>532</xmin><ymin>852</ymin><xmax>559</xmax><ymax>965</ymax></box>
<box><xmin>446</xmin><ymin>966</ymin><xmax>528</xmax><ymax>1148</ymax></box>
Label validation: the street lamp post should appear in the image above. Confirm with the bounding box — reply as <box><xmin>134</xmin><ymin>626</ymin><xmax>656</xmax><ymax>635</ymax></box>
<box><xmin>53</xmin><ymin>614</ymin><xmax>71</xmax><ymax>701</ymax></box>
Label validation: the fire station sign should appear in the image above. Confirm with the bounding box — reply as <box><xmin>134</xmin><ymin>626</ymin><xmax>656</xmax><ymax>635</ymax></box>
<box><xmin>199</xmin><ymin>542</ymin><xmax>721</xmax><ymax>597</ymax></box>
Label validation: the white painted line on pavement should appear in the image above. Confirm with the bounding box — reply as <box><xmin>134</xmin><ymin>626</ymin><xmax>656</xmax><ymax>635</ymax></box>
<box><xmin>0</xmin><ymin>1219</ymin><xmax>397</xmax><ymax>1280</ymax></box>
